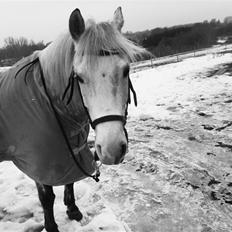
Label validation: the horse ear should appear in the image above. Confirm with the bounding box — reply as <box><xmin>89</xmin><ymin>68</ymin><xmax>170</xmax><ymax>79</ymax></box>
<box><xmin>112</xmin><ymin>7</ymin><xmax>124</xmax><ymax>32</ymax></box>
<box><xmin>69</xmin><ymin>8</ymin><xmax>85</xmax><ymax>40</ymax></box>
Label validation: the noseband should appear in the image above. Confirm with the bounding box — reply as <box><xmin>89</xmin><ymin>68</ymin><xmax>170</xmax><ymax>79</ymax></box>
<box><xmin>92</xmin><ymin>115</ymin><xmax>126</xmax><ymax>129</ymax></box>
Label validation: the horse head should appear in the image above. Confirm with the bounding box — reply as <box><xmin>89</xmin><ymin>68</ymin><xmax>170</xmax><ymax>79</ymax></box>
<box><xmin>68</xmin><ymin>7</ymin><xmax>146</xmax><ymax>165</ymax></box>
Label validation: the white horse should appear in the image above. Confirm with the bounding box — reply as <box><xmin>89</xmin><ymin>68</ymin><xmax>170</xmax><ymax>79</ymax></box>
<box><xmin>0</xmin><ymin>7</ymin><xmax>148</xmax><ymax>231</ymax></box>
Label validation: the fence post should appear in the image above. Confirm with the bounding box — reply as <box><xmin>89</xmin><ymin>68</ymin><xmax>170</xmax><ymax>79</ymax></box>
<box><xmin>150</xmin><ymin>58</ymin><xmax>153</xmax><ymax>68</ymax></box>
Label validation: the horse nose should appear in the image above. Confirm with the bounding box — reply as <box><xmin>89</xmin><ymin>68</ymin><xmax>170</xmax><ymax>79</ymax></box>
<box><xmin>95</xmin><ymin>141</ymin><xmax>127</xmax><ymax>164</ymax></box>
<box><xmin>96</xmin><ymin>144</ymin><xmax>102</xmax><ymax>158</ymax></box>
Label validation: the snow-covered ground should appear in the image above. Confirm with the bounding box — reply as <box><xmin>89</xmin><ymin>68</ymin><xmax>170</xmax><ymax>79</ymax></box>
<box><xmin>0</xmin><ymin>52</ymin><xmax>232</xmax><ymax>231</ymax></box>
<box><xmin>130</xmin><ymin>53</ymin><xmax>232</xmax><ymax>119</ymax></box>
<box><xmin>0</xmin><ymin>162</ymin><xmax>130</xmax><ymax>232</ymax></box>
<box><xmin>0</xmin><ymin>66</ymin><xmax>10</xmax><ymax>72</ymax></box>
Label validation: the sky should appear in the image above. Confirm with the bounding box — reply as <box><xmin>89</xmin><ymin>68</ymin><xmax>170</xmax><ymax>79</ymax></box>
<box><xmin>0</xmin><ymin>0</ymin><xmax>232</xmax><ymax>46</ymax></box>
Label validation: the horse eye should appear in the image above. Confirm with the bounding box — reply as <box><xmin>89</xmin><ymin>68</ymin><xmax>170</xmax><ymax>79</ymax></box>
<box><xmin>123</xmin><ymin>65</ymin><xmax>130</xmax><ymax>77</ymax></box>
<box><xmin>75</xmin><ymin>74</ymin><xmax>84</xmax><ymax>84</ymax></box>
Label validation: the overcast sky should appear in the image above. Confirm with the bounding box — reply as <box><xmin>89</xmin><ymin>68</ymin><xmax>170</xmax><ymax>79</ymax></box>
<box><xmin>0</xmin><ymin>0</ymin><xmax>232</xmax><ymax>46</ymax></box>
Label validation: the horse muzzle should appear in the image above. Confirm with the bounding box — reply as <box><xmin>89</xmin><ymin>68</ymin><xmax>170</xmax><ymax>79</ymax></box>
<box><xmin>95</xmin><ymin>141</ymin><xmax>127</xmax><ymax>165</ymax></box>
<box><xmin>94</xmin><ymin>121</ymin><xmax>128</xmax><ymax>165</ymax></box>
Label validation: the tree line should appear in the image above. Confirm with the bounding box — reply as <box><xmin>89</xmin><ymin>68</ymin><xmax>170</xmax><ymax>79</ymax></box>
<box><xmin>0</xmin><ymin>37</ymin><xmax>46</xmax><ymax>66</ymax></box>
<box><xmin>1</xmin><ymin>19</ymin><xmax>232</xmax><ymax>66</ymax></box>
<box><xmin>125</xmin><ymin>19</ymin><xmax>232</xmax><ymax>57</ymax></box>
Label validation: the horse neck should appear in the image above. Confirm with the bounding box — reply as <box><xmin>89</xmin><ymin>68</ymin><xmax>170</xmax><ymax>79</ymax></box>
<box><xmin>39</xmin><ymin>33</ymin><xmax>74</xmax><ymax>98</ymax></box>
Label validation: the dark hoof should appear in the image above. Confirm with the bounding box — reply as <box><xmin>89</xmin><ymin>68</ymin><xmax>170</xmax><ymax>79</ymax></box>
<box><xmin>45</xmin><ymin>223</ymin><xmax>59</xmax><ymax>232</ymax></box>
<box><xmin>66</xmin><ymin>206</ymin><xmax>83</xmax><ymax>221</ymax></box>
<box><xmin>46</xmin><ymin>229</ymin><xmax>59</xmax><ymax>232</ymax></box>
<box><xmin>46</xmin><ymin>228</ymin><xmax>59</xmax><ymax>232</ymax></box>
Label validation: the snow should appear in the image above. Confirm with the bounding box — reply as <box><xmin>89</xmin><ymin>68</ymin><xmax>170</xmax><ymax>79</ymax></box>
<box><xmin>0</xmin><ymin>162</ymin><xmax>129</xmax><ymax>232</ymax></box>
<box><xmin>0</xmin><ymin>50</ymin><xmax>232</xmax><ymax>231</ymax></box>
<box><xmin>217</xmin><ymin>39</ymin><xmax>226</xmax><ymax>44</ymax></box>
<box><xmin>129</xmin><ymin>53</ymin><xmax>232</xmax><ymax>119</ymax></box>
<box><xmin>0</xmin><ymin>66</ymin><xmax>10</xmax><ymax>72</ymax></box>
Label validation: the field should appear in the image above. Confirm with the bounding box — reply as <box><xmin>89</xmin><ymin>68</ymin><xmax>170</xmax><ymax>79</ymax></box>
<box><xmin>0</xmin><ymin>49</ymin><xmax>232</xmax><ymax>231</ymax></box>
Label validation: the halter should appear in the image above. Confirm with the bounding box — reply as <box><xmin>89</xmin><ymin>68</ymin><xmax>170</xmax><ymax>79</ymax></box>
<box><xmin>62</xmin><ymin>49</ymin><xmax>137</xmax><ymax>132</ymax></box>
<box><xmin>15</xmin><ymin>51</ymin><xmax>137</xmax><ymax>182</ymax></box>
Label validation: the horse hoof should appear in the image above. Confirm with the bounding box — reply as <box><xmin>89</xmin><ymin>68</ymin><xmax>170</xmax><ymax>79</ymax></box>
<box><xmin>46</xmin><ymin>229</ymin><xmax>59</xmax><ymax>232</ymax></box>
<box><xmin>66</xmin><ymin>206</ymin><xmax>83</xmax><ymax>221</ymax></box>
<box><xmin>45</xmin><ymin>228</ymin><xmax>59</xmax><ymax>232</ymax></box>
<box><xmin>44</xmin><ymin>223</ymin><xmax>59</xmax><ymax>232</ymax></box>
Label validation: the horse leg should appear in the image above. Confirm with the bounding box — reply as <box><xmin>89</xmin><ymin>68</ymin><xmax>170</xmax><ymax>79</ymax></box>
<box><xmin>64</xmin><ymin>183</ymin><xmax>83</xmax><ymax>221</ymax></box>
<box><xmin>36</xmin><ymin>182</ymin><xmax>59</xmax><ymax>232</ymax></box>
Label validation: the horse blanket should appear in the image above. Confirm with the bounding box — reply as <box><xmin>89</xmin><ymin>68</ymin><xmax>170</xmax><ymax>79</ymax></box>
<box><xmin>0</xmin><ymin>54</ymin><xmax>95</xmax><ymax>186</ymax></box>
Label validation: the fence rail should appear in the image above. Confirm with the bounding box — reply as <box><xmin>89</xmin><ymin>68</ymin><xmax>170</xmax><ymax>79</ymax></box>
<box><xmin>131</xmin><ymin>44</ymin><xmax>232</xmax><ymax>73</ymax></box>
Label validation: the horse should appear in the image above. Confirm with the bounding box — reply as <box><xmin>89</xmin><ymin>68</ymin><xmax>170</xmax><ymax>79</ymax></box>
<box><xmin>0</xmin><ymin>7</ymin><xmax>148</xmax><ymax>232</ymax></box>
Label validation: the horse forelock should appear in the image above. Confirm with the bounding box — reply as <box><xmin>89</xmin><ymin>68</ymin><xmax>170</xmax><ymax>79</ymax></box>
<box><xmin>40</xmin><ymin>19</ymin><xmax>150</xmax><ymax>79</ymax></box>
<box><xmin>73</xmin><ymin>20</ymin><xmax>150</xmax><ymax>68</ymax></box>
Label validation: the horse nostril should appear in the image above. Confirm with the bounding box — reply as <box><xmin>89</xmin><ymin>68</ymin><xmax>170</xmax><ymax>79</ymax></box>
<box><xmin>94</xmin><ymin>150</ymin><xmax>100</xmax><ymax>161</ymax></box>
<box><xmin>96</xmin><ymin>144</ymin><xmax>102</xmax><ymax>157</ymax></box>
<box><xmin>121</xmin><ymin>143</ymin><xmax>127</xmax><ymax>156</ymax></box>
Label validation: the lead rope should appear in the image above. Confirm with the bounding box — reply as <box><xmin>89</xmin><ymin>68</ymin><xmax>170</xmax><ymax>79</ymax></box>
<box><xmin>15</xmin><ymin>58</ymin><xmax>40</xmax><ymax>81</ymax></box>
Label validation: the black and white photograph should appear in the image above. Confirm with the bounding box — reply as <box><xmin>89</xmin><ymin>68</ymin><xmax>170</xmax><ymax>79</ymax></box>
<box><xmin>0</xmin><ymin>0</ymin><xmax>232</xmax><ymax>231</ymax></box>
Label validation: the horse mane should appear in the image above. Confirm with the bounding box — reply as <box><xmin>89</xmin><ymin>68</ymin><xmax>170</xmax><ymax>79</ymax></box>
<box><xmin>74</xmin><ymin>20</ymin><xmax>150</xmax><ymax>68</ymax></box>
<box><xmin>40</xmin><ymin>33</ymin><xmax>74</xmax><ymax>77</ymax></box>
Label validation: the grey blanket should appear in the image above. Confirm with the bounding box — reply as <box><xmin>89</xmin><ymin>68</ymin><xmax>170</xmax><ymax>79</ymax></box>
<box><xmin>0</xmin><ymin>54</ymin><xmax>95</xmax><ymax>186</ymax></box>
